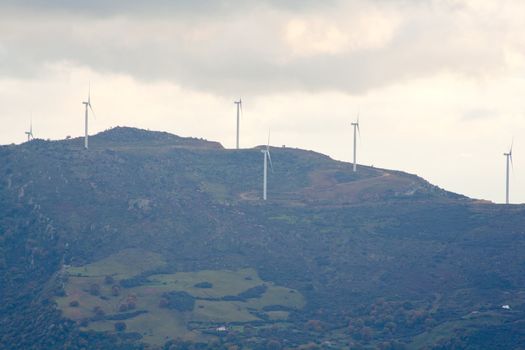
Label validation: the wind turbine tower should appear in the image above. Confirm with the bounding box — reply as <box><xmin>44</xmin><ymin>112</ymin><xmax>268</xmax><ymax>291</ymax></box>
<box><xmin>351</xmin><ymin>114</ymin><xmax>360</xmax><ymax>172</ymax></box>
<box><xmin>504</xmin><ymin>142</ymin><xmax>513</xmax><ymax>204</ymax></box>
<box><xmin>234</xmin><ymin>98</ymin><xmax>242</xmax><ymax>149</ymax></box>
<box><xmin>82</xmin><ymin>86</ymin><xmax>95</xmax><ymax>150</ymax></box>
<box><xmin>261</xmin><ymin>131</ymin><xmax>273</xmax><ymax>200</ymax></box>
<box><xmin>25</xmin><ymin>119</ymin><xmax>34</xmax><ymax>142</ymax></box>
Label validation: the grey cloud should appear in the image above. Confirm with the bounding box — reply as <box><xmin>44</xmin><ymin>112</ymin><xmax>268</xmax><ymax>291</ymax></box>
<box><xmin>0</xmin><ymin>0</ymin><xmax>514</xmax><ymax>96</ymax></box>
<box><xmin>2</xmin><ymin>0</ymin><xmax>229</xmax><ymax>17</ymax></box>
<box><xmin>1</xmin><ymin>0</ymin><xmax>333</xmax><ymax>17</ymax></box>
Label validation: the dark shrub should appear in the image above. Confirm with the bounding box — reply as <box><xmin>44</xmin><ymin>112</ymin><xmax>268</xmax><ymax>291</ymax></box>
<box><xmin>160</xmin><ymin>291</ymin><xmax>195</xmax><ymax>312</ymax></box>
<box><xmin>89</xmin><ymin>283</ymin><xmax>100</xmax><ymax>296</ymax></box>
<box><xmin>104</xmin><ymin>275</ymin><xmax>114</xmax><ymax>285</ymax></box>
<box><xmin>159</xmin><ymin>298</ymin><xmax>169</xmax><ymax>308</ymax></box>
<box><xmin>237</xmin><ymin>284</ymin><xmax>267</xmax><ymax>300</ymax></box>
<box><xmin>93</xmin><ymin>306</ymin><xmax>105</xmax><ymax>319</ymax></box>
<box><xmin>54</xmin><ymin>289</ymin><xmax>66</xmax><ymax>297</ymax></box>
<box><xmin>120</xmin><ymin>276</ymin><xmax>147</xmax><ymax>288</ymax></box>
<box><xmin>69</xmin><ymin>300</ymin><xmax>79</xmax><ymax>307</ymax></box>
<box><xmin>114</xmin><ymin>322</ymin><xmax>127</xmax><ymax>332</ymax></box>
<box><xmin>111</xmin><ymin>285</ymin><xmax>121</xmax><ymax>296</ymax></box>
<box><xmin>194</xmin><ymin>281</ymin><xmax>213</xmax><ymax>289</ymax></box>
<box><xmin>122</xmin><ymin>294</ymin><xmax>137</xmax><ymax>310</ymax></box>
<box><xmin>223</xmin><ymin>284</ymin><xmax>267</xmax><ymax>301</ymax></box>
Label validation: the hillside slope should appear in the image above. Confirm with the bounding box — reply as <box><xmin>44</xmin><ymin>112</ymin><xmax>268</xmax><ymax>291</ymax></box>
<box><xmin>1</xmin><ymin>127</ymin><xmax>525</xmax><ymax>349</ymax></box>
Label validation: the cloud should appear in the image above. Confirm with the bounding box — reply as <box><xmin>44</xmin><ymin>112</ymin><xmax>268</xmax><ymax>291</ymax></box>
<box><xmin>0</xmin><ymin>0</ymin><xmax>333</xmax><ymax>17</ymax></box>
<box><xmin>1</xmin><ymin>0</ymin><xmax>522</xmax><ymax>96</ymax></box>
<box><xmin>283</xmin><ymin>8</ymin><xmax>400</xmax><ymax>56</ymax></box>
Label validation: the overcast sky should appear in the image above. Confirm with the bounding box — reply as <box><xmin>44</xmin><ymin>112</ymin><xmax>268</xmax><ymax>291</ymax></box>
<box><xmin>1</xmin><ymin>0</ymin><xmax>524</xmax><ymax>203</ymax></box>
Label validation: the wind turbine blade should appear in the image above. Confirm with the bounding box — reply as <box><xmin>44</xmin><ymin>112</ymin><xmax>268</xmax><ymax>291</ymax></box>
<box><xmin>89</xmin><ymin>104</ymin><xmax>97</xmax><ymax>119</ymax></box>
<box><xmin>268</xmin><ymin>151</ymin><xmax>274</xmax><ymax>172</ymax></box>
<box><xmin>267</xmin><ymin>129</ymin><xmax>271</xmax><ymax>151</ymax></box>
<box><xmin>240</xmin><ymin>99</ymin><xmax>243</xmax><ymax>117</ymax></box>
<box><xmin>356</xmin><ymin>109</ymin><xmax>361</xmax><ymax>140</ymax></box>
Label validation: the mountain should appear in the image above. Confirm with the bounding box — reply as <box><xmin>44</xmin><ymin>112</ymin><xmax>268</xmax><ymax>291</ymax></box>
<box><xmin>1</xmin><ymin>127</ymin><xmax>525</xmax><ymax>350</ymax></box>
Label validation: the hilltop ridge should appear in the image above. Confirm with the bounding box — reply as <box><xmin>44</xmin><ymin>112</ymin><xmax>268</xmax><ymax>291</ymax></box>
<box><xmin>1</xmin><ymin>126</ymin><xmax>525</xmax><ymax>350</ymax></box>
<box><xmin>91</xmin><ymin>126</ymin><xmax>224</xmax><ymax>150</ymax></box>
<box><xmin>5</xmin><ymin>126</ymin><xmax>465</xmax><ymax>206</ymax></box>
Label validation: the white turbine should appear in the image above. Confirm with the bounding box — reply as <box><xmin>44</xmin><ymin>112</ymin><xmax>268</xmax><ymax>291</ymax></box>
<box><xmin>261</xmin><ymin>130</ymin><xmax>273</xmax><ymax>201</ymax></box>
<box><xmin>82</xmin><ymin>85</ymin><xmax>96</xmax><ymax>150</ymax></box>
<box><xmin>504</xmin><ymin>141</ymin><xmax>513</xmax><ymax>204</ymax></box>
<box><xmin>351</xmin><ymin>113</ymin><xmax>360</xmax><ymax>172</ymax></box>
<box><xmin>25</xmin><ymin>118</ymin><xmax>33</xmax><ymax>142</ymax></box>
<box><xmin>234</xmin><ymin>98</ymin><xmax>242</xmax><ymax>149</ymax></box>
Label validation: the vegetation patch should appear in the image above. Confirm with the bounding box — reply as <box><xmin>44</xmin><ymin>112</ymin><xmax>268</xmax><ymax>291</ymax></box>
<box><xmin>160</xmin><ymin>291</ymin><xmax>196</xmax><ymax>311</ymax></box>
<box><xmin>55</xmin><ymin>250</ymin><xmax>304</xmax><ymax>346</ymax></box>
<box><xmin>66</xmin><ymin>249</ymin><xmax>166</xmax><ymax>279</ymax></box>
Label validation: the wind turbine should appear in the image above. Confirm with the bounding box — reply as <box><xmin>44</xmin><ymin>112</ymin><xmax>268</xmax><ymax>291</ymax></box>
<box><xmin>82</xmin><ymin>85</ymin><xmax>96</xmax><ymax>149</ymax></box>
<box><xmin>25</xmin><ymin>118</ymin><xmax>34</xmax><ymax>142</ymax></box>
<box><xmin>234</xmin><ymin>98</ymin><xmax>242</xmax><ymax>149</ymax></box>
<box><xmin>504</xmin><ymin>141</ymin><xmax>513</xmax><ymax>204</ymax></box>
<box><xmin>261</xmin><ymin>130</ymin><xmax>273</xmax><ymax>201</ymax></box>
<box><xmin>351</xmin><ymin>113</ymin><xmax>360</xmax><ymax>172</ymax></box>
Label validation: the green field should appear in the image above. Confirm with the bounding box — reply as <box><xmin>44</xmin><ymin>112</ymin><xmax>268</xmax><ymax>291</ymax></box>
<box><xmin>66</xmin><ymin>248</ymin><xmax>166</xmax><ymax>279</ymax></box>
<box><xmin>56</xmin><ymin>249</ymin><xmax>304</xmax><ymax>345</ymax></box>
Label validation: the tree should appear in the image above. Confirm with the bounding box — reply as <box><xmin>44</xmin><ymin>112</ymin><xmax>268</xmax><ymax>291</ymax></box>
<box><xmin>92</xmin><ymin>306</ymin><xmax>105</xmax><ymax>319</ymax></box>
<box><xmin>159</xmin><ymin>291</ymin><xmax>195</xmax><ymax>312</ymax></box>
<box><xmin>89</xmin><ymin>283</ymin><xmax>100</xmax><ymax>296</ymax></box>
<box><xmin>114</xmin><ymin>321</ymin><xmax>127</xmax><ymax>332</ymax></box>
<box><xmin>111</xmin><ymin>284</ymin><xmax>121</xmax><ymax>296</ymax></box>
<box><xmin>159</xmin><ymin>298</ymin><xmax>169</xmax><ymax>308</ymax></box>
<box><xmin>126</xmin><ymin>293</ymin><xmax>137</xmax><ymax>309</ymax></box>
